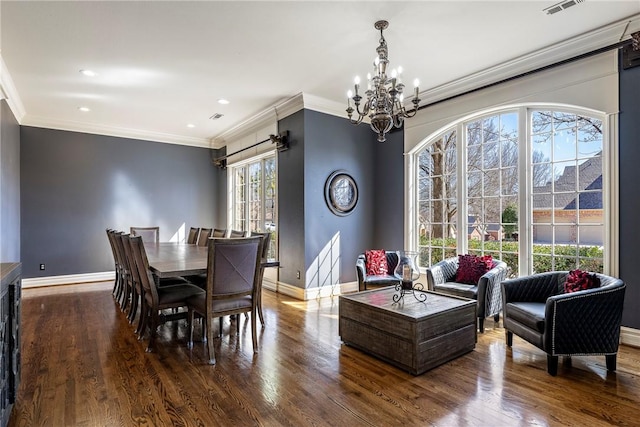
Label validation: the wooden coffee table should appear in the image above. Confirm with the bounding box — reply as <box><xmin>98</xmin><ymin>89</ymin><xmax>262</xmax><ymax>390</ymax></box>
<box><xmin>339</xmin><ymin>287</ymin><xmax>477</xmax><ymax>375</ymax></box>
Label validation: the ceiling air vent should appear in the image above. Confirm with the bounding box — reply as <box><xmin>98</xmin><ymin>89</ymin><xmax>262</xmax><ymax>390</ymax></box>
<box><xmin>209</xmin><ymin>113</ymin><xmax>224</xmax><ymax>120</ymax></box>
<box><xmin>544</xmin><ymin>0</ymin><xmax>584</xmax><ymax>15</ymax></box>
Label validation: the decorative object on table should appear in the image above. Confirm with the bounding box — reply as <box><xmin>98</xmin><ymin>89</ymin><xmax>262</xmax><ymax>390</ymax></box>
<box><xmin>426</xmin><ymin>255</ymin><xmax>508</xmax><ymax>332</ymax></box>
<box><xmin>325</xmin><ymin>170</ymin><xmax>358</xmax><ymax>216</ymax></box>
<box><xmin>346</xmin><ymin>20</ymin><xmax>420</xmax><ymax>143</ymax></box>
<box><xmin>392</xmin><ymin>251</ymin><xmax>426</xmax><ymax>303</ymax></box>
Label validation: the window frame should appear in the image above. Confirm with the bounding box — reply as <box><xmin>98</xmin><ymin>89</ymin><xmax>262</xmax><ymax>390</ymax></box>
<box><xmin>409</xmin><ymin>104</ymin><xmax>615</xmax><ymax>276</ymax></box>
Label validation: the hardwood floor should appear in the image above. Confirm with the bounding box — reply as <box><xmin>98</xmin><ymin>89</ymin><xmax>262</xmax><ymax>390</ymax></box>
<box><xmin>9</xmin><ymin>282</ymin><xmax>640</xmax><ymax>426</ymax></box>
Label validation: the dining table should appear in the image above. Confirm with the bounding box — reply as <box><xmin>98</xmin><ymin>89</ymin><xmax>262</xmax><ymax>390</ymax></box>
<box><xmin>144</xmin><ymin>242</ymin><xmax>279</xmax><ymax>278</ymax></box>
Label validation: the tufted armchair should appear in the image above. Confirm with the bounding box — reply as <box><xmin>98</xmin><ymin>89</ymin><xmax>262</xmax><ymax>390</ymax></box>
<box><xmin>502</xmin><ymin>271</ymin><xmax>626</xmax><ymax>376</ymax></box>
<box><xmin>426</xmin><ymin>257</ymin><xmax>508</xmax><ymax>332</ymax></box>
<box><xmin>355</xmin><ymin>251</ymin><xmax>400</xmax><ymax>292</ymax></box>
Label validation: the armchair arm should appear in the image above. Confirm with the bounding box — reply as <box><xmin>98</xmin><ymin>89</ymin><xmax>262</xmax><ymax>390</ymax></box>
<box><xmin>426</xmin><ymin>257</ymin><xmax>458</xmax><ymax>291</ymax></box>
<box><xmin>544</xmin><ymin>280</ymin><xmax>626</xmax><ymax>355</ymax></box>
<box><xmin>355</xmin><ymin>255</ymin><xmax>366</xmax><ymax>291</ymax></box>
<box><xmin>476</xmin><ymin>260</ymin><xmax>508</xmax><ymax>318</ymax></box>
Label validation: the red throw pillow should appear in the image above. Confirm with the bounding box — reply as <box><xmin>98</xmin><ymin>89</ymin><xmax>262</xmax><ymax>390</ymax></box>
<box><xmin>564</xmin><ymin>269</ymin><xmax>601</xmax><ymax>293</ymax></box>
<box><xmin>365</xmin><ymin>249</ymin><xmax>388</xmax><ymax>276</ymax></box>
<box><xmin>455</xmin><ymin>254</ymin><xmax>493</xmax><ymax>285</ymax></box>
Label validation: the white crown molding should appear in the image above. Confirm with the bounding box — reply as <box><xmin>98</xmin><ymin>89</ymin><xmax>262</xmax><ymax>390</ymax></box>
<box><xmin>20</xmin><ymin>115</ymin><xmax>212</xmax><ymax>149</ymax></box>
<box><xmin>22</xmin><ymin>271</ymin><xmax>115</xmax><ymax>288</ymax></box>
<box><xmin>0</xmin><ymin>55</ymin><xmax>26</xmax><ymax>121</ymax></box>
<box><xmin>421</xmin><ymin>14</ymin><xmax>640</xmax><ymax>106</ymax></box>
<box><xmin>210</xmin><ymin>107</ymin><xmax>279</xmax><ymax>148</ymax></box>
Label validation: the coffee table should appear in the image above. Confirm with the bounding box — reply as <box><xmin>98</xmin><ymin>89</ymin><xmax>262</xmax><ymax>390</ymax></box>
<box><xmin>339</xmin><ymin>287</ymin><xmax>477</xmax><ymax>375</ymax></box>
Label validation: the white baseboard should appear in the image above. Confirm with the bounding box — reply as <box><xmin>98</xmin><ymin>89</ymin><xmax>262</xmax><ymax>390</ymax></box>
<box><xmin>22</xmin><ymin>271</ymin><xmax>115</xmax><ymax>288</ymax></box>
<box><xmin>621</xmin><ymin>326</ymin><xmax>640</xmax><ymax>348</ymax></box>
<box><xmin>262</xmin><ymin>280</ymin><xmax>358</xmax><ymax>300</ymax></box>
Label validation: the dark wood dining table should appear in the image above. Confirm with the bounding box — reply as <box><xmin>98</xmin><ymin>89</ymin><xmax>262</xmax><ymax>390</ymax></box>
<box><xmin>144</xmin><ymin>242</ymin><xmax>279</xmax><ymax>279</ymax></box>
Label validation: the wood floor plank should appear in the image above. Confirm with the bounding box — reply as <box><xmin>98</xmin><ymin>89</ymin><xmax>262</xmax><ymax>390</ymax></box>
<box><xmin>8</xmin><ymin>281</ymin><xmax>640</xmax><ymax>426</ymax></box>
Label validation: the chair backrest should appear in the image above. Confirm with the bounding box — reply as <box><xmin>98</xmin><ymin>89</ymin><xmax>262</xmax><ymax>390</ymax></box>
<box><xmin>206</xmin><ymin>237</ymin><xmax>262</xmax><ymax>300</ymax></box>
<box><xmin>250</xmin><ymin>231</ymin><xmax>271</xmax><ymax>260</ymax></box>
<box><xmin>130</xmin><ymin>226</ymin><xmax>159</xmax><ymax>243</ymax></box>
<box><xmin>212</xmin><ymin>228</ymin><xmax>226</xmax><ymax>238</ymax></box>
<box><xmin>229</xmin><ymin>229</ymin><xmax>246</xmax><ymax>238</ymax></box>
<box><xmin>128</xmin><ymin>234</ymin><xmax>159</xmax><ymax>304</ymax></box>
<box><xmin>120</xmin><ymin>233</ymin><xmax>141</xmax><ymax>292</ymax></box>
<box><xmin>106</xmin><ymin>229</ymin><xmax>119</xmax><ymax>267</ymax></box>
<box><xmin>187</xmin><ymin>227</ymin><xmax>199</xmax><ymax>244</ymax></box>
<box><xmin>197</xmin><ymin>228</ymin><xmax>213</xmax><ymax>246</ymax></box>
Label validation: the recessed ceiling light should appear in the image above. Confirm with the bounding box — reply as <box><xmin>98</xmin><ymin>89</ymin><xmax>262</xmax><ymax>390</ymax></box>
<box><xmin>78</xmin><ymin>106</ymin><xmax>91</xmax><ymax>112</ymax></box>
<box><xmin>79</xmin><ymin>69</ymin><xmax>97</xmax><ymax>77</ymax></box>
<box><xmin>187</xmin><ymin>123</ymin><xmax>195</xmax><ymax>128</ymax></box>
<box><xmin>217</xmin><ymin>98</ymin><xmax>230</xmax><ymax>105</ymax></box>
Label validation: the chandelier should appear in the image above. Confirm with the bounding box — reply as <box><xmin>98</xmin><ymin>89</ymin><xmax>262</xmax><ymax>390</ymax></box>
<box><xmin>346</xmin><ymin>20</ymin><xmax>420</xmax><ymax>143</ymax></box>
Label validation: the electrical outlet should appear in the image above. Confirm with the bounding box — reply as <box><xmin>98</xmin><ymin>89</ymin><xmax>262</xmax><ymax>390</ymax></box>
<box><xmin>39</xmin><ymin>263</ymin><xmax>45</xmax><ymax>270</ymax></box>
<box><xmin>296</xmin><ymin>270</ymin><xmax>301</xmax><ymax>279</ymax></box>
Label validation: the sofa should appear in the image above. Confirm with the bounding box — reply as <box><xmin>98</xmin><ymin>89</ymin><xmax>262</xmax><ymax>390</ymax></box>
<box><xmin>502</xmin><ymin>271</ymin><xmax>626</xmax><ymax>376</ymax></box>
<box><xmin>426</xmin><ymin>256</ymin><xmax>508</xmax><ymax>332</ymax></box>
<box><xmin>355</xmin><ymin>251</ymin><xmax>400</xmax><ymax>292</ymax></box>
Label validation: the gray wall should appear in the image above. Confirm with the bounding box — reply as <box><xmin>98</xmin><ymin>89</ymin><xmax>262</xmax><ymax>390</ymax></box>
<box><xmin>277</xmin><ymin>109</ymin><xmax>403</xmax><ymax>289</ymax></box>
<box><xmin>0</xmin><ymin>100</ymin><xmax>20</xmax><ymax>262</ymax></box>
<box><xmin>20</xmin><ymin>126</ymin><xmax>222</xmax><ymax>278</ymax></box>
<box><xmin>618</xmin><ymin>54</ymin><xmax>640</xmax><ymax>329</ymax></box>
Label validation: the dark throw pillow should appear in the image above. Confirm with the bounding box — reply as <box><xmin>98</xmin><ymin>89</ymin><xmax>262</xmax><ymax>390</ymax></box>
<box><xmin>365</xmin><ymin>249</ymin><xmax>388</xmax><ymax>276</ymax></box>
<box><xmin>455</xmin><ymin>254</ymin><xmax>493</xmax><ymax>285</ymax></box>
<box><xmin>564</xmin><ymin>269</ymin><xmax>601</xmax><ymax>293</ymax></box>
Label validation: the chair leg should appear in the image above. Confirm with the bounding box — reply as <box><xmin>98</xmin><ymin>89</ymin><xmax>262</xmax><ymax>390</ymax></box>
<box><xmin>251</xmin><ymin>308</ymin><xmax>258</xmax><ymax>353</ymax></box>
<box><xmin>606</xmin><ymin>354</ymin><xmax>617</xmax><ymax>371</ymax></box>
<box><xmin>146</xmin><ymin>312</ymin><xmax>159</xmax><ymax>353</ymax></box>
<box><xmin>128</xmin><ymin>287</ymin><xmax>138</xmax><ymax>323</ymax></box>
<box><xmin>478</xmin><ymin>317</ymin><xmax>485</xmax><ymax>333</ymax></box>
<box><xmin>207</xmin><ymin>315</ymin><xmax>216</xmax><ymax>365</ymax></box>
<box><xmin>506</xmin><ymin>330</ymin><xmax>513</xmax><ymax>347</ymax></box>
<box><xmin>547</xmin><ymin>355</ymin><xmax>558</xmax><ymax>376</ymax></box>
<box><xmin>187</xmin><ymin>310</ymin><xmax>193</xmax><ymax>349</ymax></box>
<box><xmin>494</xmin><ymin>313</ymin><xmax>500</xmax><ymax>324</ymax></box>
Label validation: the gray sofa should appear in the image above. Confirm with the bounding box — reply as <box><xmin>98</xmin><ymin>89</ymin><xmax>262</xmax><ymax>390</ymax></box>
<box><xmin>426</xmin><ymin>256</ymin><xmax>508</xmax><ymax>332</ymax></box>
<box><xmin>355</xmin><ymin>251</ymin><xmax>400</xmax><ymax>292</ymax></box>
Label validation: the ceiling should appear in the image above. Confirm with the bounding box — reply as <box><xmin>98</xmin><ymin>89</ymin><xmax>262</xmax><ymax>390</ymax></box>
<box><xmin>2</xmin><ymin>1</ymin><xmax>639</xmax><ymax>149</ymax></box>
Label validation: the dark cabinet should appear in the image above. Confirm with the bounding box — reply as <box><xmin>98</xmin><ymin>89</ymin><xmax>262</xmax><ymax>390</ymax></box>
<box><xmin>0</xmin><ymin>263</ymin><xmax>20</xmax><ymax>427</ymax></box>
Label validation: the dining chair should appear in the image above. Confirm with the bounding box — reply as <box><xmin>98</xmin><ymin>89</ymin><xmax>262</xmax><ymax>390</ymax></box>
<box><xmin>113</xmin><ymin>231</ymin><xmax>134</xmax><ymax>312</ymax></box>
<box><xmin>119</xmin><ymin>233</ymin><xmax>141</xmax><ymax>325</ymax></box>
<box><xmin>128</xmin><ymin>235</ymin><xmax>205</xmax><ymax>352</ymax></box>
<box><xmin>229</xmin><ymin>229</ymin><xmax>247</xmax><ymax>238</ymax></box>
<box><xmin>250</xmin><ymin>231</ymin><xmax>271</xmax><ymax>326</ymax></box>
<box><xmin>212</xmin><ymin>228</ymin><xmax>226</xmax><ymax>238</ymax></box>
<box><xmin>130</xmin><ymin>226</ymin><xmax>160</xmax><ymax>243</ymax></box>
<box><xmin>186</xmin><ymin>236</ymin><xmax>263</xmax><ymax>364</ymax></box>
<box><xmin>196</xmin><ymin>228</ymin><xmax>212</xmax><ymax>246</ymax></box>
<box><xmin>187</xmin><ymin>227</ymin><xmax>199</xmax><ymax>244</ymax></box>
<box><xmin>106</xmin><ymin>229</ymin><xmax>123</xmax><ymax>302</ymax></box>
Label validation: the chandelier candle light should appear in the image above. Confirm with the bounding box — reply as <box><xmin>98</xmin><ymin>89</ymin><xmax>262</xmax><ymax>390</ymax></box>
<box><xmin>346</xmin><ymin>20</ymin><xmax>421</xmax><ymax>143</ymax></box>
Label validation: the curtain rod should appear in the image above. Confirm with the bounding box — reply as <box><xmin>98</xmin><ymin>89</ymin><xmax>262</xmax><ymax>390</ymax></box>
<box><xmin>212</xmin><ymin>131</ymin><xmax>289</xmax><ymax>169</ymax></box>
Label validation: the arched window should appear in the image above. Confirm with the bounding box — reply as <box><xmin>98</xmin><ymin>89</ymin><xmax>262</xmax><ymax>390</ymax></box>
<box><xmin>413</xmin><ymin>106</ymin><xmax>606</xmax><ymax>276</ymax></box>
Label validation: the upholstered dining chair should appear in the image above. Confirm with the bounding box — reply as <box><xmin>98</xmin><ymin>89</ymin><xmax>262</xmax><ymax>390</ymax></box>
<box><xmin>196</xmin><ymin>228</ymin><xmax>212</xmax><ymax>246</ymax></box>
<box><xmin>212</xmin><ymin>228</ymin><xmax>226</xmax><ymax>238</ymax></box>
<box><xmin>229</xmin><ymin>229</ymin><xmax>247</xmax><ymax>238</ymax></box>
<box><xmin>187</xmin><ymin>227</ymin><xmax>199</xmax><ymax>244</ymax></box>
<box><xmin>128</xmin><ymin>235</ymin><xmax>204</xmax><ymax>352</ymax></box>
<box><xmin>106</xmin><ymin>229</ymin><xmax>124</xmax><ymax>303</ymax></box>
<box><xmin>112</xmin><ymin>231</ymin><xmax>134</xmax><ymax>312</ymax></box>
<box><xmin>130</xmin><ymin>226</ymin><xmax>160</xmax><ymax>243</ymax></box>
<box><xmin>186</xmin><ymin>236</ymin><xmax>263</xmax><ymax>365</ymax></box>
<box><xmin>250</xmin><ymin>231</ymin><xmax>271</xmax><ymax>326</ymax></box>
